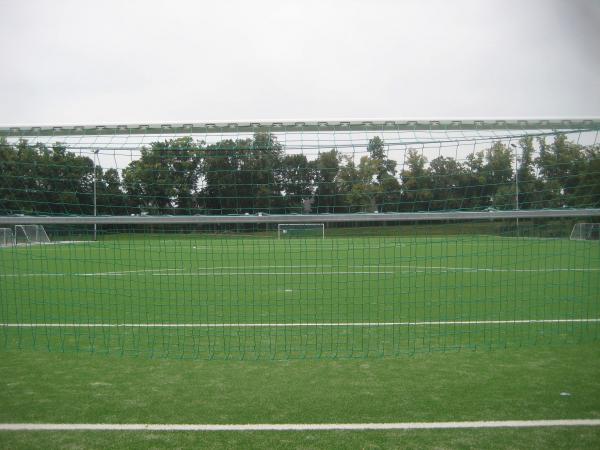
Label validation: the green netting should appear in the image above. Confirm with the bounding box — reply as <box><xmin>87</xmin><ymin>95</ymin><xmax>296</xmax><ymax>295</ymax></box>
<box><xmin>0</xmin><ymin>120</ymin><xmax>599</xmax><ymax>359</ymax></box>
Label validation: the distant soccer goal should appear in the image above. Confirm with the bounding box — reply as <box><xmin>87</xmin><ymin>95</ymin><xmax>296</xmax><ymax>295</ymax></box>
<box><xmin>0</xmin><ymin>228</ymin><xmax>14</xmax><ymax>247</ymax></box>
<box><xmin>15</xmin><ymin>225</ymin><xmax>51</xmax><ymax>245</ymax></box>
<box><xmin>570</xmin><ymin>223</ymin><xmax>600</xmax><ymax>241</ymax></box>
<box><xmin>278</xmin><ymin>223</ymin><xmax>325</xmax><ymax>239</ymax></box>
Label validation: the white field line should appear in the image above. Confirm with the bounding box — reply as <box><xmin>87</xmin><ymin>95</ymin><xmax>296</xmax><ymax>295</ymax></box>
<box><xmin>0</xmin><ymin>269</ymin><xmax>392</xmax><ymax>278</ymax></box>
<box><xmin>77</xmin><ymin>268</ymin><xmax>183</xmax><ymax>277</ymax></box>
<box><xmin>0</xmin><ymin>268</ymin><xmax>183</xmax><ymax>278</ymax></box>
<box><xmin>2</xmin><ymin>264</ymin><xmax>599</xmax><ymax>278</ymax></box>
<box><xmin>136</xmin><ymin>245</ymin><xmax>213</xmax><ymax>250</ymax></box>
<box><xmin>3</xmin><ymin>241</ymin><xmax>89</xmax><ymax>249</ymax></box>
<box><xmin>3</xmin><ymin>319</ymin><xmax>600</xmax><ymax>328</ymax></box>
<box><xmin>153</xmin><ymin>271</ymin><xmax>394</xmax><ymax>276</ymax></box>
<box><xmin>358</xmin><ymin>265</ymin><xmax>600</xmax><ymax>273</ymax></box>
<box><xmin>1</xmin><ymin>419</ymin><xmax>600</xmax><ymax>432</ymax></box>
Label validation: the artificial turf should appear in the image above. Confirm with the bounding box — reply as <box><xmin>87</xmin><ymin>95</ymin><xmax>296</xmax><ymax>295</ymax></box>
<box><xmin>0</xmin><ymin>343</ymin><xmax>599</xmax><ymax>448</ymax></box>
<box><xmin>1</xmin><ymin>234</ymin><xmax>599</xmax><ymax>359</ymax></box>
<box><xmin>1</xmin><ymin>231</ymin><xmax>599</xmax><ymax>448</ymax></box>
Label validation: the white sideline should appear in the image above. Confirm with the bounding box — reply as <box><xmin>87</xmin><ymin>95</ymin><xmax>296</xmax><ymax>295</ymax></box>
<box><xmin>152</xmin><ymin>271</ymin><xmax>394</xmax><ymax>276</ymax></box>
<box><xmin>3</xmin><ymin>318</ymin><xmax>600</xmax><ymax>328</ymax></box>
<box><xmin>0</xmin><ymin>268</ymin><xmax>184</xmax><ymax>278</ymax></box>
<box><xmin>1</xmin><ymin>264</ymin><xmax>599</xmax><ymax>278</ymax></box>
<box><xmin>365</xmin><ymin>265</ymin><xmax>600</xmax><ymax>273</ymax></box>
<box><xmin>1</xmin><ymin>419</ymin><xmax>600</xmax><ymax>432</ymax></box>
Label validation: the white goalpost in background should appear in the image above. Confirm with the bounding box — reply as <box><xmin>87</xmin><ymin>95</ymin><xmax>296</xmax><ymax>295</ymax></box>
<box><xmin>570</xmin><ymin>223</ymin><xmax>600</xmax><ymax>241</ymax></box>
<box><xmin>14</xmin><ymin>225</ymin><xmax>51</xmax><ymax>245</ymax></box>
<box><xmin>278</xmin><ymin>223</ymin><xmax>325</xmax><ymax>239</ymax></box>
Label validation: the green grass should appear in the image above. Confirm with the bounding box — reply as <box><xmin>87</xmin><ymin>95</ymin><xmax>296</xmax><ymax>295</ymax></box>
<box><xmin>1</xmin><ymin>234</ymin><xmax>599</xmax><ymax>359</ymax></box>
<box><xmin>1</xmin><ymin>344</ymin><xmax>599</xmax><ymax>448</ymax></box>
<box><xmin>1</xmin><ymin>232</ymin><xmax>600</xmax><ymax>447</ymax></box>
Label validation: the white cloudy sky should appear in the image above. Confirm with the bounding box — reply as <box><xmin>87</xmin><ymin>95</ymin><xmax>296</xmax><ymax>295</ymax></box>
<box><xmin>0</xmin><ymin>0</ymin><xmax>599</xmax><ymax>126</ymax></box>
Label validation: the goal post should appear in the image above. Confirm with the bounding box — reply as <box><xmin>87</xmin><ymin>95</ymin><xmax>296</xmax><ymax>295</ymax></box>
<box><xmin>0</xmin><ymin>228</ymin><xmax>14</xmax><ymax>247</ymax></box>
<box><xmin>14</xmin><ymin>225</ymin><xmax>51</xmax><ymax>244</ymax></box>
<box><xmin>570</xmin><ymin>223</ymin><xmax>600</xmax><ymax>241</ymax></box>
<box><xmin>278</xmin><ymin>223</ymin><xmax>325</xmax><ymax>239</ymax></box>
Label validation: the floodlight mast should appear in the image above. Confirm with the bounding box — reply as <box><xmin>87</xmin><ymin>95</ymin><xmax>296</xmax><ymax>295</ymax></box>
<box><xmin>93</xmin><ymin>149</ymin><xmax>99</xmax><ymax>241</ymax></box>
<box><xmin>511</xmin><ymin>142</ymin><xmax>519</xmax><ymax>236</ymax></box>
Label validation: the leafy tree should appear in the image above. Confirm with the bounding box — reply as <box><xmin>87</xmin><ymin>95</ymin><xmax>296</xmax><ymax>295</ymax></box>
<box><xmin>12</xmin><ymin>140</ymin><xmax>47</xmax><ymax>214</ymax></box>
<box><xmin>0</xmin><ymin>137</ymin><xmax>19</xmax><ymax>213</ymax></box>
<box><xmin>95</xmin><ymin>168</ymin><xmax>126</xmax><ymax>214</ymax></box>
<box><xmin>484</xmin><ymin>142</ymin><xmax>513</xmax><ymax>208</ymax></box>
<box><xmin>367</xmin><ymin>136</ymin><xmax>397</xmax><ymax>181</ymax></box>
<box><xmin>123</xmin><ymin>137</ymin><xmax>202</xmax><ymax>214</ymax></box>
<box><xmin>462</xmin><ymin>150</ymin><xmax>487</xmax><ymax>209</ymax></box>
<box><xmin>400</xmin><ymin>149</ymin><xmax>431</xmax><ymax>211</ymax></box>
<box><xmin>377</xmin><ymin>174</ymin><xmax>402</xmax><ymax>212</ymax></box>
<box><xmin>244</xmin><ymin>133</ymin><xmax>284</xmax><ymax>212</ymax></box>
<box><xmin>536</xmin><ymin>134</ymin><xmax>586</xmax><ymax>207</ymax></box>
<box><xmin>366</xmin><ymin>137</ymin><xmax>401</xmax><ymax>211</ymax></box>
<box><xmin>3</xmin><ymin>130</ymin><xmax>599</xmax><ymax>219</ymax></box>
<box><xmin>201</xmin><ymin>138</ymin><xmax>246</xmax><ymax>214</ymax></box>
<box><xmin>462</xmin><ymin>142</ymin><xmax>513</xmax><ymax>209</ymax></box>
<box><xmin>41</xmin><ymin>143</ymin><xmax>94</xmax><ymax>215</ymax></box>
<box><xmin>338</xmin><ymin>155</ymin><xmax>380</xmax><ymax>212</ymax></box>
<box><xmin>313</xmin><ymin>149</ymin><xmax>341</xmax><ymax>213</ymax></box>
<box><xmin>278</xmin><ymin>153</ymin><xmax>314</xmax><ymax>213</ymax></box>
<box><xmin>428</xmin><ymin>156</ymin><xmax>464</xmax><ymax>210</ymax></box>
<box><xmin>201</xmin><ymin>133</ymin><xmax>283</xmax><ymax>214</ymax></box>
<box><xmin>4</xmin><ymin>140</ymin><xmax>94</xmax><ymax>215</ymax></box>
<box><xmin>337</xmin><ymin>137</ymin><xmax>401</xmax><ymax>212</ymax></box>
<box><xmin>574</xmin><ymin>145</ymin><xmax>600</xmax><ymax>208</ymax></box>
<box><xmin>512</xmin><ymin>136</ymin><xmax>556</xmax><ymax>209</ymax></box>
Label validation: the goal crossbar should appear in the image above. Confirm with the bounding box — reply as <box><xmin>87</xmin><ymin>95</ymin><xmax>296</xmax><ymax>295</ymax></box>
<box><xmin>1</xmin><ymin>118</ymin><xmax>599</xmax><ymax>137</ymax></box>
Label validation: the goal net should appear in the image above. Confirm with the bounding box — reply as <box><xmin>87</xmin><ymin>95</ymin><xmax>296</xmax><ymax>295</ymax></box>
<box><xmin>15</xmin><ymin>225</ymin><xmax>50</xmax><ymax>244</ymax></box>
<box><xmin>0</xmin><ymin>119</ymin><xmax>599</xmax><ymax>360</ymax></box>
<box><xmin>0</xmin><ymin>227</ymin><xmax>14</xmax><ymax>247</ymax></box>
<box><xmin>278</xmin><ymin>223</ymin><xmax>324</xmax><ymax>239</ymax></box>
<box><xmin>570</xmin><ymin>223</ymin><xmax>600</xmax><ymax>240</ymax></box>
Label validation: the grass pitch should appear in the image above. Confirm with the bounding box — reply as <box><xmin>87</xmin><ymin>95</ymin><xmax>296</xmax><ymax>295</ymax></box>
<box><xmin>1</xmin><ymin>231</ymin><xmax>599</xmax><ymax>448</ymax></box>
<box><xmin>1</xmin><ymin>233</ymin><xmax>599</xmax><ymax>359</ymax></box>
<box><xmin>1</xmin><ymin>344</ymin><xmax>600</xmax><ymax>448</ymax></box>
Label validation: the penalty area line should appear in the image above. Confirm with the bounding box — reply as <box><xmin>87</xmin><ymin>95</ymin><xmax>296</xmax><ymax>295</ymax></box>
<box><xmin>3</xmin><ymin>318</ymin><xmax>600</xmax><ymax>328</ymax></box>
<box><xmin>1</xmin><ymin>419</ymin><xmax>600</xmax><ymax>432</ymax></box>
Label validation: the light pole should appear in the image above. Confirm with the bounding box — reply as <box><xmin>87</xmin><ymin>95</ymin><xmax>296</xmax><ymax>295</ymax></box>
<box><xmin>93</xmin><ymin>149</ymin><xmax>99</xmax><ymax>241</ymax></box>
<box><xmin>511</xmin><ymin>143</ymin><xmax>519</xmax><ymax>236</ymax></box>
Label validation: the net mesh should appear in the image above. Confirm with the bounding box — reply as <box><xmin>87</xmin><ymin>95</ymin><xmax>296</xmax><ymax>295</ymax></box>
<box><xmin>0</xmin><ymin>228</ymin><xmax>13</xmax><ymax>247</ymax></box>
<box><xmin>0</xmin><ymin>120</ymin><xmax>599</xmax><ymax>359</ymax></box>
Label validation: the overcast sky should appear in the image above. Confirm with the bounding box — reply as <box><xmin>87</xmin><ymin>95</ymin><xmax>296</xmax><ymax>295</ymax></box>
<box><xmin>1</xmin><ymin>0</ymin><xmax>599</xmax><ymax>126</ymax></box>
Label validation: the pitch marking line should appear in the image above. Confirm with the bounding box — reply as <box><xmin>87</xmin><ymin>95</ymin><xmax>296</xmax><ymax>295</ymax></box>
<box><xmin>0</xmin><ymin>268</ymin><xmax>184</xmax><ymax>278</ymax></box>
<box><xmin>4</xmin><ymin>318</ymin><xmax>600</xmax><ymax>328</ymax></box>
<box><xmin>359</xmin><ymin>265</ymin><xmax>600</xmax><ymax>273</ymax></box>
<box><xmin>78</xmin><ymin>268</ymin><xmax>183</xmax><ymax>276</ymax></box>
<box><xmin>153</xmin><ymin>271</ymin><xmax>394</xmax><ymax>276</ymax></box>
<box><xmin>2</xmin><ymin>265</ymin><xmax>599</xmax><ymax>278</ymax></box>
<box><xmin>1</xmin><ymin>419</ymin><xmax>599</xmax><ymax>432</ymax></box>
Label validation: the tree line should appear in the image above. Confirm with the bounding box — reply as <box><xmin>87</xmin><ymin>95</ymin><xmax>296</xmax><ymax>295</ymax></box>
<box><xmin>1</xmin><ymin>133</ymin><xmax>599</xmax><ymax>216</ymax></box>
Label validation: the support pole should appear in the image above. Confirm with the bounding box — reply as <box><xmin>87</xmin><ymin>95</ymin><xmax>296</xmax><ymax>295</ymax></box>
<box><xmin>93</xmin><ymin>149</ymin><xmax>99</xmax><ymax>241</ymax></box>
<box><xmin>511</xmin><ymin>143</ymin><xmax>519</xmax><ymax>237</ymax></box>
